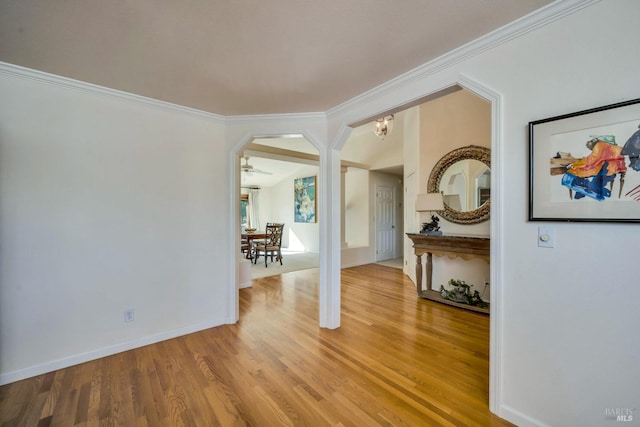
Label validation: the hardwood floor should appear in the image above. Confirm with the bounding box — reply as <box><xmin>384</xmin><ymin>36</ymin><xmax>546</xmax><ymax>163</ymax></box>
<box><xmin>0</xmin><ymin>264</ymin><xmax>512</xmax><ymax>426</ymax></box>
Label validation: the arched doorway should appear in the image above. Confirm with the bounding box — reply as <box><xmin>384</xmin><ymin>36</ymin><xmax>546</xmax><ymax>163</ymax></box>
<box><xmin>331</xmin><ymin>77</ymin><xmax>502</xmax><ymax>411</ymax></box>
<box><xmin>230</xmin><ymin>134</ymin><xmax>322</xmax><ymax>322</ymax></box>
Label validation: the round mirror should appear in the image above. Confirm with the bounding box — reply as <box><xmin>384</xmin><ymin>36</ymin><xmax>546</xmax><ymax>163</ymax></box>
<box><xmin>427</xmin><ymin>145</ymin><xmax>491</xmax><ymax>224</ymax></box>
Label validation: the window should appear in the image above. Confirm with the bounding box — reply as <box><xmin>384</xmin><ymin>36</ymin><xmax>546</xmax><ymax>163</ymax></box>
<box><xmin>240</xmin><ymin>194</ymin><xmax>249</xmax><ymax>231</ymax></box>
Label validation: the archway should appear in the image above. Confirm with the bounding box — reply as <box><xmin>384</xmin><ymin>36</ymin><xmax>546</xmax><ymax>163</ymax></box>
<box><xmin>228</xmin><ymin>132</ymin><xmax>324</xmax><ymax>324</ymax></box>
<box><xmin>329</xmin><ymin>76</ymin><xmax>502</xmax><ymax>412</ymax></box>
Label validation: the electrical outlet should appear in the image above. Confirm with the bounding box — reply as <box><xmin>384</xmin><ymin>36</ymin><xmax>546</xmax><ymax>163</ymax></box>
<box><xmin>124</xmin><ymin>309</ymin><xmax>135</xmax><ymax>323</ymax></box>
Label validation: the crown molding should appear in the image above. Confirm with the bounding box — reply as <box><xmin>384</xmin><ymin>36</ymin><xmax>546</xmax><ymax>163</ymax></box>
<box><xmin>0</xmin><ymin>61</ymin><xmax>324</xmax><ymax>123</ymax></box>
<box><xmin>225</xmin><ymin>111</ymin><xmax>326</xmax><ymax>123</ymax></box>
<box><xmin>327</xmin><ymin>0</ymin><xmax>600</xmax><ymax>119</ymax></box>
<box><xmin>0</xmin><ymin>61</ymin><xmax>225</xmax><ymax>121</ymax></box>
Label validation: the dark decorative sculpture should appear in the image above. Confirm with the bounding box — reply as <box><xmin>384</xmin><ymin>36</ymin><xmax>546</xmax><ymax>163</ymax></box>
<box><xmin>440</xmin><ymin>279</ymin><xmax>487</xmax><ymax>308</ymax></box>
<box><xmin>420</xmin><ymin>215</ymin><xmax>441</xmax><ymax>235</ymax></box>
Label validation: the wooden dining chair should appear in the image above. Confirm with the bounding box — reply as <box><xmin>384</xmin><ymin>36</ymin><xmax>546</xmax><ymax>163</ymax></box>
<box><xmin>240</xmin><ymin>235</ymin><xmax>250</xmax><ymax>258</ymax></box>
<box><xmin>252</xmin><ymin>223</ymin><xmax>284</xmax><ymax>267</ymax></box>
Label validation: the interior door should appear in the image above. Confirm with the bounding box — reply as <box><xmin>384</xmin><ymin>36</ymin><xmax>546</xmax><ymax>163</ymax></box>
<box><xmin>375</xmin><ymin>185</ymin><xmax>396</xmax><ymax>261</ymax></box>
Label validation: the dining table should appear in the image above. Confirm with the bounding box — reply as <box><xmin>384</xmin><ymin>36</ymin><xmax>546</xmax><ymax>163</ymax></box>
<box><xmin>241</xmin><ymin>231</ymin><xmax>267</xmax><ymax>259</ymax></box>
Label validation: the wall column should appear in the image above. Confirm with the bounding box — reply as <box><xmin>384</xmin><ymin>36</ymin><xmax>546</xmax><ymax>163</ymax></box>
<box><xmin>341</xmin><ymin>166</ymin><xmax>348</xmax><ymax>249</ymax></box>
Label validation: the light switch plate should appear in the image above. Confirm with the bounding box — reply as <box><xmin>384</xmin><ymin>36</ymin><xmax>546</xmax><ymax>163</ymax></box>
<box><xmin>538</xmin><ymin>226</ymin><xmax>556</xmax><ymax>248</ymax></box>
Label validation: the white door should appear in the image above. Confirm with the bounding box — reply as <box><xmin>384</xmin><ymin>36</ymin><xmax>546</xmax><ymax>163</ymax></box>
<box><xmin>375</xmin><ymin>185</ymin><xmax>395</xmax><ymax>261</ymax></box>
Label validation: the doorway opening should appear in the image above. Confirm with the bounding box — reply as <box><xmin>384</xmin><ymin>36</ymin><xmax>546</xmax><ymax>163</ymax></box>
<box><xmin>337</xmin><ymin>79</ymin><xmax>499</xmax><ymax>410</ymax></box>
<box><xmin>235</xmin><ymin>135</ymin><xmax>321</xmax><ymax>292</ymax></box>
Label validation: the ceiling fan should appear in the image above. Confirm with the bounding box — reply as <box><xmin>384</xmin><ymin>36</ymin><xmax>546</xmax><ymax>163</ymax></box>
<box><xmin>241</xmin><ymin>156</ymin><xmax>272</xmax><ymax>175</ymax></box>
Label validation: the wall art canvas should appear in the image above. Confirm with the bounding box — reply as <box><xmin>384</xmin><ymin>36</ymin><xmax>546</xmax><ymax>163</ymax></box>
<box><xmin>294</xmin><ymin>176</ymin><xmax>316</xmax><ymax>223</ymax></box>
<box><xmin>529</xmin><ymin>98</ymin><xmax>640</xmax><ymax>222</ymax></box>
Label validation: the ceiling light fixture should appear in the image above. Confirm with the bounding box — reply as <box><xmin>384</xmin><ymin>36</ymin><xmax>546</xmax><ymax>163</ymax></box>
<box><xmin>374</xmin><ymin>114</ymin><xmax>394</xmax><ymax>139</ymax></box>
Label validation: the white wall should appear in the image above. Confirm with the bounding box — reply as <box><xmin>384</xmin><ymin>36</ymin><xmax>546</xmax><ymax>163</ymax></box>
<box><xmin>344</xmin><ymin>167</ymin><xmax>369</xmax><ymax>247</ymax></box>
<box><xmin>266</xmin><ymin>165</ymin><xmax>320</xmax><ymax>252</ymax></box>
<box><xmin>0</xmin><ymin>69</ymin><xmax>228</xmax><ymax>383</ymax></box>
<box><xmin>475</xmin><ymin>3</ymin><xmax>639</xmax><ymax>424</ymax></box>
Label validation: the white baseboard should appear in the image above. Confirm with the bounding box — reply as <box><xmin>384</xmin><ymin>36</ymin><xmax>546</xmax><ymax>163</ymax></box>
<box><xmin>239</xmin><ymin>259</ymin><xmax>252</xmax><ymax>288</ymax></box>
<box><xmin>0</xmin><ymin>319</ymin><xmax>225</xmax><ymax>386</ymax></box>
<box><xmin>499</xmin><ymin>404</ymin><xmax>549</xmax><ymax>427</ymax></box>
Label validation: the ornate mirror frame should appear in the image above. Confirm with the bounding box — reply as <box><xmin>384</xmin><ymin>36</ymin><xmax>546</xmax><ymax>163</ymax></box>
<box><xmin>427</xmin><ymin>145</ymin><xmax>491</xmax><ymax>224</ymax></box>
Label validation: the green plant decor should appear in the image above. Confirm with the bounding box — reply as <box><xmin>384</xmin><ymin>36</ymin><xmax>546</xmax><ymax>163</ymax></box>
<box><xmin>439</xmin><ymin>279</ymin><xmax>487</xmax><ymax>308</ymax></box>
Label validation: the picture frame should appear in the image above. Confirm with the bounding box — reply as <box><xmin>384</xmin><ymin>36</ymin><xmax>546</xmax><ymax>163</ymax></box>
<box><xmin>294</xmin><ymin>176</ymin><xmax>316</xmax><ymax>223</ymax></box>
<box><xmin>529</xmin><ymin>98</ymin><xmax>640</xmax><ymax>222</ymax></box>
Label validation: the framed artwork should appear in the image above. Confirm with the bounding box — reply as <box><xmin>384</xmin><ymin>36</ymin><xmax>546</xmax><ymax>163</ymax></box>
<box><xmin>294</xmin><ymin>176</ymin><xmax>316</xmax><ymax>223</ymax></box>
<box><xmin>529</xmin><ymin>98</ymin><xmax>640</xmax><ymax>222</ymax></box>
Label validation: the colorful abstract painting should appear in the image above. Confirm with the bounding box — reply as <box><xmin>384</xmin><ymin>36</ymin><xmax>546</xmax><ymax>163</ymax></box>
<box><xmin>529</xmin><ymin>98</ymin><xmax>640</xmax><ymax>222</ymax></box>
<box><xmin>294</xmin><ymin>176</ymin><xmax>316</xmax><ymax>223</ymax></box>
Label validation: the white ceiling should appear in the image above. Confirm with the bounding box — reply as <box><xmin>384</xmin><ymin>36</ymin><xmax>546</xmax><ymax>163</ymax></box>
<box><xmin>241</xmin><ymin>155</ymin><xmax>312</xmax><ymax>188</ymax></box>
<box><xmin>241</xmin><ymin>137</ymin><xmax>319</xmax><ymax>188</ymax></box>
<box><xmin>0</xmin><ymin>0</ymin><xmax>552</xmax><ymax>116</ymax></box>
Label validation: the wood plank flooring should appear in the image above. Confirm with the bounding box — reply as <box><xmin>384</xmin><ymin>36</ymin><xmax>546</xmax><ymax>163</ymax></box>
<box><xmin>0</xmin><ymin>264</ymin><xmax>512</xmax><ymax>426</ymax></box>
